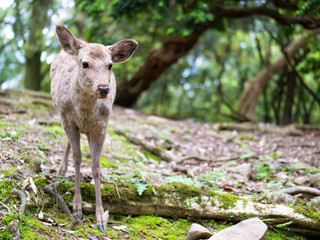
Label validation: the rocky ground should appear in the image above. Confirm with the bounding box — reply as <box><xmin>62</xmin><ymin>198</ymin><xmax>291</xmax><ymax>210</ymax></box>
<box><xmin>0</xmin><ymin>89</ymin><xmax>320</xmax><ymax>239</ymax></box>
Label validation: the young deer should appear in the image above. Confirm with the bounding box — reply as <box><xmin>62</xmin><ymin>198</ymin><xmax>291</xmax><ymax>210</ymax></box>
<box><xmin>50</xmin><ymin>25</ymin><xmax>138</xmax><ymax>232</ymax></box>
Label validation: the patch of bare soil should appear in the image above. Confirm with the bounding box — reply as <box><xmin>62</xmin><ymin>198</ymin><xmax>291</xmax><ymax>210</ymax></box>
<box><xmin>1</xmin><ymin>89</ymin><xmax>320</xmax><ymax>239</ymax></box>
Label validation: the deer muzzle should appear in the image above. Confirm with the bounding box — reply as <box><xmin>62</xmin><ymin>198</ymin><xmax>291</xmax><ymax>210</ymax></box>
<box><xmin>97</xmin><ymin>85</ymin><xmax>109</xmax><ymax>98</ymax></box>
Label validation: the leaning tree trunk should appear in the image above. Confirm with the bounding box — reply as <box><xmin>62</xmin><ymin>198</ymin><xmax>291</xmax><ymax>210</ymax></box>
<box><xmin>237</xmin><ymin>28</ymin><xmax>320</xmax><ymax>121</ymax></box>
<box><xmin>115</xmin><ymin>29</ymin><xmax>207</xmax><ymax>107</ymax></box>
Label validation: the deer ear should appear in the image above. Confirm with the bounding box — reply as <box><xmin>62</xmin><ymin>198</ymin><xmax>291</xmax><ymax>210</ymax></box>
<box><xmin>56</xmin><ymin>25</ymin><xmax>85</xmax><ymax>55</ymax></box>
<box><xmin>109</xmin><ymin>39</ymin><xmax>138</xmax><ymax>63</ymax></box>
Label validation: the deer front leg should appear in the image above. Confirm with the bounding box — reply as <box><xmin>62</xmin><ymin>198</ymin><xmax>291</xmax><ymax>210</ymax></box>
<box><xmin>68</xmin><ymin>128</ymin><xmax>82</xmax><ymax>219</ymax></box>
<box><xmin>89</xmin><ymin>130</ymin><xmax>107</xmax><ymax>232</ymax></box>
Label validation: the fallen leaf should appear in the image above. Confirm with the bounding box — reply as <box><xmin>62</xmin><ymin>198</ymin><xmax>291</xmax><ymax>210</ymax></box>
<box><xmin>38</xmin><ymin>211</ymin><xmax>44</xmax><ymax>220</ymax></box>
<box><xmin>29</xmin><ymin>177</ymin><xmax>38</xmax><ymax>195</ymax></box>
<box><xmin>112</xmin><ymin>225</ymin><xmax>127</xmax><ymax>230</ymax></box>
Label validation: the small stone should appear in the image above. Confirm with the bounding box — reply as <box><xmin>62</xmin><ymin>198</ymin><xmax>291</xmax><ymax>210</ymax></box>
<box><xmin>293</xmin><ymin>176</ymin><xmax>311</xmax><ymax>186</ymax></box>
<box><xmin>29</xmin><ymin>158</ymin><xmax>42</xmax><ymax>173</ymax></box>
<box><xmin>209</xmin><ymin>218</ymin><xmax>268</xmax><ymax>240</ymax></box>
<box><xmin>268</xmin><ymin>192</ymin><xmax>296</xmax><ymax>205</ymax></box>
<box><xmin>8</xmin><ymin>219</ymin><xmax>21</xmax><ymax>239</ymax></box>
<box><xmin>187</xmin><ymin>223</ymin><xmax>213</xmax><ymax>240</ymax></box>
<box><xmin>227</xmin><ymin>163</ymin><xmax>253</xmax><ymax>181</ymax></box>
<box><xmin>310</xmin><ymin>173</ymin><xmax>320</xmax><ymax>187</ymax></box>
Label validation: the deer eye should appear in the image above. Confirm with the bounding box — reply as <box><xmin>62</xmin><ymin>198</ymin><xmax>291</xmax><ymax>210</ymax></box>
<box><xmin>82</xmin><ymin>62</ymin><xmax>89</xmax><ymax>69</ymax></box>
<box><xmin>108</xmin><ymin>63</ymin><xmax>112</xmax><ymax>70</ymax></box>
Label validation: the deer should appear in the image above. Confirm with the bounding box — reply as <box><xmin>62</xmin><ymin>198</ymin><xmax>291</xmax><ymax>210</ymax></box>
<box><xmin>50</xmin><ymin>25</ymin><xmax>138</xmax><ymax>232</ymax></box>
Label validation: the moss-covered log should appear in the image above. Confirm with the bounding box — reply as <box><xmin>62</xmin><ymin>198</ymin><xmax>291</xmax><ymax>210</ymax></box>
<box><xmin>57</xmin><ymin>182</ymin><xmax>320</xmax><ymax>236</ymax></box>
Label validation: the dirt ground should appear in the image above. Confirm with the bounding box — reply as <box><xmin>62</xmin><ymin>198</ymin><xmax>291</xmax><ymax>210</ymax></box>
<box><xmin>1</xmin><ymin>89</ymin><xmax>320</xmax><ymax>239</ymax></box>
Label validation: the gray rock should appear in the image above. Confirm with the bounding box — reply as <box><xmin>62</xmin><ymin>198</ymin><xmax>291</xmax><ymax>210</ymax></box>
<box><xmin>310</xmin><ymin>173</ymin><xmax>320</xmax><ymax>187</ymax></box>
<box><xmin>293</xmin><ymin>176</ymin><xmax>311</xmax><ymax>186</ymax></box>
<box><xmin>268</xmin><ymin>192</ymin><xmax>296</xmax><ymax>205</ymax></box>
<box><xmin>29</xmin><ymin>158</ymin><xmax>42</xmax><ymax>173</ymax></box>
<box><xmin>227</xmin><ymin>163</ymin><xmax>253</xmax><ymax>181</ymax></box>
<box><xmin>187</xmin><ymin>223</ymin><xmax>213</xmax><ymax>240</ymax></box>
<box><xmin>209</xmin><ymin>218</ymin><xmax>268</xmax><ymax>240</ymax></box>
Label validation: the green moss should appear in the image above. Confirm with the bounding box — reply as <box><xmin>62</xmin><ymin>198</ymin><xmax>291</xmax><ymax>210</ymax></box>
<box><xmin>42</xmin><ymin>125</ymin><xmax>64</xmax><ymax>136</ymax></box>
<box><xmin>1</xmin><ymin>168</ymin><xmax>15</xmax><ymax>178</ymax></box>
<box><xmin>58</xmin><ymin>181</ymin><xmax>75</xmax><ymax>204</ymax></box>
<box><xmin>210</xmin><ymin>191</ymin><xmax>248</xmax><ymax>209</ymax></box>
<box><xmin>100</xmin><ymin>155</ymin><xmax>119</xmax><ymax>169</ymax></box>
<box><xmin>0</xmin><ymin>229</ymin><xmax>13</xmax><ymax>240</ymax></box>
<box><xmin>140</xmin><ymin>149</ymin><xmax>161</xmax><ymax>162</ymax></box>
<box><xmin>1</xmin><ymin>214</ymin><xmax>51</xmax><ymax>240</ymax></box>
<box><xmin>33</xmin><ymin>177</ymin><xmax>50</xmax><ymax>189</ymax></box>
<box><xmin>20</xmin><ymin>215</ymin><xmax>49</xmax><ymax>240</ymax></box>
<box><xmin>1</xmin><ymin>214</ymin><xmax>19</xmax><ymax>225</ymax></box>
<box><xmin>126</xmin><ymin>215</ymin><xmax>190</xmax><ymax>240</ymax></box>
<box><xmin>267</xmin><ymin>229</ymin><xmax>309</xmax><ymax>240</ymax></box>
<box><xmin>290</xmin><ymin>205</ymin><xmax>320</xmax><ymax>221</ymax></box>
<box><xmin>0</xmin><ymin>180</ymin><xmax>17</xmax><ymax>201</ymax></box>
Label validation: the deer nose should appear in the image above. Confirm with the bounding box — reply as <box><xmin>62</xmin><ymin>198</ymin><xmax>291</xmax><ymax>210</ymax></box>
<box><xmin>98</xmin><ymin>85</ymin><xmax>109</xmax><ymax>96</ymax></box>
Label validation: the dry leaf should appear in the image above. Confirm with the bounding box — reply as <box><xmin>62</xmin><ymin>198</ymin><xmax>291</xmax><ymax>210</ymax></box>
<box><xmin>29</xmin><ymin>177</ymin><xmax>38</xmax><ymax>195</ymax></box>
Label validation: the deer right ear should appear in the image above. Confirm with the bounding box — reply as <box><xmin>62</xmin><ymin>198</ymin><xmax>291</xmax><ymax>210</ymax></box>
<box><xmin>56</xmin><ymin>25</ymin><xmax>85</xmax><ymax>55</ymax></box>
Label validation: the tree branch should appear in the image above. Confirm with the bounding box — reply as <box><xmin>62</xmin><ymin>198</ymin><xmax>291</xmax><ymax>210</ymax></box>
<box><xmin>116</xmin><ymin>3</ymin><xmax>320</xmax><ymax>107</ymax></box>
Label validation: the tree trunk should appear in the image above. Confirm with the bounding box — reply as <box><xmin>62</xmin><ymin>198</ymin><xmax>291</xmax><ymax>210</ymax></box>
<box><xmin>24</xmin><ymin>51</ymin><xmax>42</xmax><ymax>90</ymax></box>
<box><xmin>237</xmin><ymin>28</ymin><xmax>320</xmax><ymax>121</ymax></box>
<box><xmin>23</xmin><ymin>0</ymin><xmax>52</xmax><ymax>90</ymax></box>
<box><xmin>283</xmin><ymin>70</ymin><xmax>296</xmax><ymax>125</ymax></box>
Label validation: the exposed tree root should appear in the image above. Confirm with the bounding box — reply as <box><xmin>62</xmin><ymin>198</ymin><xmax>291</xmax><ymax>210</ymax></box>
<box><xmin>1</xmin><ymin>188</ymin><xmax>27</xmax><ymax>240</ymax></box>
<box><xmin>284</xmin><ymin>186</ymin><xmax>320</xmax><ymax>196</ymax></box>
<box><xmin>114</xmin><ymin>127</ymin><xmax>256</xmax><ymax>163</ymax></box>
<box><xmin>213</xmin><ymin>122</ymin><xmax>306</xmax><ymax>136</ymax></box>
<box><xmin>43</xmin><ymin>183</ymin><xmax>72</xmax><ymax>217</ymax></box>
<box><xmin>57</xmin><ymin>182</ymin><xmax>320</xmax><ymax>237</ymax></box>
<box><xmin>114</xmin><ymin>127</ymin><xmax>173</xmax><ymax>162</ymax></box>
<box><xmin>43</xmin><ymin>183</ymin><xmax>81</xmax><ymax>229</ymax></box>
<box><xmin>2</xmin><ymin>188</ymin><xmax>27</xmax><ymax>215</ymax></box>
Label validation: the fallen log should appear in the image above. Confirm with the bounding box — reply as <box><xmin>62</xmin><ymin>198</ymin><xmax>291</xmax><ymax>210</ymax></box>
<box><xmin>57</xmin><ymin>181</ymin><xmax>320</xmax><ymax>237</ymax></box>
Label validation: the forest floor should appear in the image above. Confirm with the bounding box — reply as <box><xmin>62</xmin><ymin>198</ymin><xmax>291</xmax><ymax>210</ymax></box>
<box><xmin>0</xmin><ymin>89</ymin><xmax>320</xmax><ymax>240</ymax></box>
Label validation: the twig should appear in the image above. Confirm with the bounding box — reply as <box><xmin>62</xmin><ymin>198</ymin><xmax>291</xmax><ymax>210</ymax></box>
<box><xmin>174</xmin><ymin>154</ymin><xmax>257</xmax><ymax>164</ymax></box>
<box><xmin>0</xmin><ymin>202</ymin><xmax>12</xmax><ymax>213</ymax></box>
<box><xmin>276</xmin><ymin>143</ymin><xmax>315</xmax><ymax>148</ymax></box>
<box><xmin>114</xmin><ymin>128</ymin><xmax>173</xmax><ymax>162</ymax></box>
<box><xmin>114</xmin><ymin>183</ymin><xmax>121</xmax><ymax>199</ymax></box>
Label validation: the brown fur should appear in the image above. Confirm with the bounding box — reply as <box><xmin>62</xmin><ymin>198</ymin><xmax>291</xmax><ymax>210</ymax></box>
<box><xmin>50</xmin><ymin>25</ymin><xmax>137</xmax><ymax>232</ymax></box>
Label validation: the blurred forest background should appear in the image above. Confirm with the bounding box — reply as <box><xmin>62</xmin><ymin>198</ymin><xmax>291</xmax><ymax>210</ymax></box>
<box><xmin>1</xmin><ymin>0</ymin><xmax>320</xmax><ymax>125</ymax></box>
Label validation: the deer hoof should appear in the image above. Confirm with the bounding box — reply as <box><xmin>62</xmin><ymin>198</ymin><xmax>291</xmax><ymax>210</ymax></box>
<box><xmin>97</xmin><ymin>224</ymin><xmax>107</xmax><ymax>232</ymax></box>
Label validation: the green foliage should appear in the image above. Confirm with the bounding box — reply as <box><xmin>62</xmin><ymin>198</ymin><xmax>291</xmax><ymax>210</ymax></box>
<box><xmin>165</xmin><ymin>176</ymin><xmax>202</xmax><ymax>188</ymax></box>
<box><xmin>100</xmin><ymin>155</ymin><xmax>119</xmax><ymax>169</ymax></box>
<box><xmin>134</xmin><ymin>181</ymin><xmax>149</xmax><ymax>196</ymax></box>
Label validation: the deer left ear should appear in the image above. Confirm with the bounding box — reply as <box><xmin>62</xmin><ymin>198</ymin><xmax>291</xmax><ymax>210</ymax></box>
<box><xmin>109</xmin><ymin>39</ymin><xmax>138</xmax><ymax>63</ymax></box>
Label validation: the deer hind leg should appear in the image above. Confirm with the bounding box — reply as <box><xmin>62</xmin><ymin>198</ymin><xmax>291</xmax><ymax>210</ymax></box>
<box><xmin>58</xmin><ymin>142</ymin><xmax>70</xmax><ymax>176</ymax></box>
<box><xmin>61</xmin><ymin>117</ymin><xmax>83</xmax><ymax>219</ymax></box>
<box><xmin>89</xmin><ymin>130</ymin><xmax>107</xmax><ymax>232</ymax></box>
